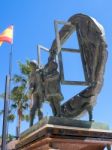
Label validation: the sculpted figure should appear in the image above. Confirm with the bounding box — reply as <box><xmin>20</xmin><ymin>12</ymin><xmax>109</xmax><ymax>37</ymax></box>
<box><xmin>29</xmin><ymin>60</ymin><xmax>44</xmax><ymax>126</ymax></box>
<box><xmin>44</xmin><ymin>56</ymin><xmax>63</xmax><ymax>117</ymax></box>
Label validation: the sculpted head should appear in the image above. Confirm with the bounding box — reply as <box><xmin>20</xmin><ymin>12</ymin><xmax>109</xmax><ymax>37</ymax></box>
<box><xmin>29</xmin><ymin>60</ymin><xmax>39</xmax><ymax>71</ymax></box>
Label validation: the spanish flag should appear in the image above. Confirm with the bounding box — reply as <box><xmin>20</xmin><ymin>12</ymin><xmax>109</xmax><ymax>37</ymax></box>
<box><xmin>0</xmin><ymin>25</ymin><xmax>13</xmax><ymax>46</ymax></box>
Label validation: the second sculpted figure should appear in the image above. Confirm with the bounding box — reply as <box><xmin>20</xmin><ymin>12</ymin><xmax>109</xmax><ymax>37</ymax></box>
<box><xmin>44</xmin><ymin>56</ymin><xmax>63</xmax><ymax>117</ymax></box>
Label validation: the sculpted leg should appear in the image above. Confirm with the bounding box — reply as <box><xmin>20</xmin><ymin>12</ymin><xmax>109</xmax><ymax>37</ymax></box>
<box><xmin>50</xmin><ymin>99</ymin><xmax>57</xmax><ymax>116</ymax></box>
<box><xmin>50</xmin><ymin>98</ymin><xmax>61</xmax><ymax>117</ymax></box>
<box><xmin>37</xmin><ymin>98</ymin><xmax>43</xmax><ymax>121</ymax></box>
<box><xmin>87</xmin><ymin>106</ymin><xmax>94</xmax><ymax>122</ymax></box>
<box><xmin>53</xmin><ymin>99</ymin><xmax>61</xmax><ymax>117</ymax></box>
<box><xmin>38</xmin><ymin>109</ymin><xmax>43</xmax><ymax>121</ymax></box>
<box><xmin>30</xmin><ymin>107</ymin><xmax>36</xmax><ymax>127</ymax></box>
<box><xmin>30</xmin><ymin>94</ymin><xmax>38</xmax><ymax>127</ymax></box>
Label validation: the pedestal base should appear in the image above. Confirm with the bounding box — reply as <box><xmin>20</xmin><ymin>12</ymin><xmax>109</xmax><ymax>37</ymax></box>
<box><xmin>16</xmin><ymin>117</ymin><xmax>112</xmax><ymax>150</ymax></box>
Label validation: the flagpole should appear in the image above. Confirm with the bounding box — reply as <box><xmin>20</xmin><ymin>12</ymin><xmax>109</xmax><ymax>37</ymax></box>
<box><xmin>1</xmin><ymin>75</ymin><xmax>10</xmax><ymax>150</ymax></box>
<box><xmin>9</xmin><ymin>45</ymin><xmax>13</xmax><ymax>77</ymax></box>
<box><xmin>1</xmin><ymin>26</ymin><xmax>13</xmax><ymax>149</ymax></box>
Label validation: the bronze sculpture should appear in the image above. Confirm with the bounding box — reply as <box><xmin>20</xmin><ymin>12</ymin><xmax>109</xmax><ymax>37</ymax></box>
<box><xmin>18</xmin><ymin>13</ymin><xmax>111</xmax><ymax>150</ymax></box>
<box><xmin>29</xmin><ymin>13</ymin><xmax>107</xmax><ymax>124</ymax></box>
<box><xmin>49</xmin><ymin>13</ymin><xmax>107</xmax><ymax>121</ymax></box>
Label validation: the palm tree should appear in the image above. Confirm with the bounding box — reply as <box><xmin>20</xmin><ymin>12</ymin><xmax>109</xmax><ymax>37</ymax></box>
<box><xmin>0</xmin><ymin>94</ymin><xmax>15</xmax><ymax>124</ymax></box>
<box><xmin>10</xmin><ymin>60</ymin><xmax>31</xmax><ymax>136</ymax></box>
<box><xmin>0</xmin><ymin>60</ymin><xmax>32</xmax><ymax>137</ymax></box>
<box><xmin>11</xmin><ymin>86</ymin><xmax>29</xmax><ymax>136</ymax></box>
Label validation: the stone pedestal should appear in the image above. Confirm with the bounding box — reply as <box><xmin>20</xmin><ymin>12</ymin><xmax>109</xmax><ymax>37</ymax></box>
<box><xmin>15</xmin><ymin>117</ymin><xmax>112</xmax><ymax>150</ymax></box>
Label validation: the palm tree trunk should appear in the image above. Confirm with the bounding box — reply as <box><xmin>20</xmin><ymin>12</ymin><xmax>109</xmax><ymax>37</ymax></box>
<box><xmin>17</xmin><ymin>101</ymin><xmax>22</xmax><ymax>137</ymax></box>
<box><xmin>18</xmin><ymin>114</ymin><xmax>21</xmax><ymax>135</ymax></box>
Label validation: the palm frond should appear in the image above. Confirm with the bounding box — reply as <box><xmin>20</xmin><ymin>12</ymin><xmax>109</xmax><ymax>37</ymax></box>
<box><xmin>18</xmin><ymin>60</ymin><xmax>31</xmax><ymax>75</ymax></box>
<box><xmin>7</xmin><ymin>114</ymin><xmax>15</xmax><ymax>122</ymax></box>
<box><xmin>21</xmin><ymin>114</ymin><xmax>30</xmax><ymax>121</ymax></box>
<box><xmin>11</xmin><ymin>104</ymin><xmax>17</xmax><ymax>109</ymax></box>
<box><xmin>12</xmin><ymin>74</ymin><xmax>27</xmax><ymax>84</ymax></box>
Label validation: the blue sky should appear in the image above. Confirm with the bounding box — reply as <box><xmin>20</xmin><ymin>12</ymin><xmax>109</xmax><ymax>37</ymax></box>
<box><xmin>0</xmin><ymin>0</ymin><xmax>112</xmax><ymax>136</ymax></box>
